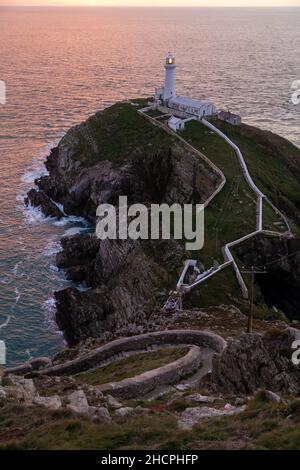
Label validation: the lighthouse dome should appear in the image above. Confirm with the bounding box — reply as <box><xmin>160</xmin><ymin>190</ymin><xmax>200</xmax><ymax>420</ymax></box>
<box><xmin>166</xmin><ymin>52</ymin><xmax>175</xmax><ymax>66</ymax></box>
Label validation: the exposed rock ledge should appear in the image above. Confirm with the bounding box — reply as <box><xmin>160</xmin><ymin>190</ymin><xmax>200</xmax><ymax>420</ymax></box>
<box><xmin>212</xmin><ymin>328</ymin><xmax>300</xmax><ymax>395</ymax></box>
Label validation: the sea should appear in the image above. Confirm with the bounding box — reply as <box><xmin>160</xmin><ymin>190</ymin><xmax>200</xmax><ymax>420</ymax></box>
<box><xmin>0</xmin><ymin>6</ymin><xmax>299</xmax><ymax>365</ymax></box>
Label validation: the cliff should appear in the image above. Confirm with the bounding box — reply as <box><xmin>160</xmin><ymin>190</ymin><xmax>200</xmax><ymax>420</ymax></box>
<box><xmin>25</xmin><ymin>99</ymin><xmax>300</xmax><ymax>346</ymax></box>
<box><xmin>26</xmin><ymin>100</ymin><xmax>221</xmax><ymax>345</ymax></box>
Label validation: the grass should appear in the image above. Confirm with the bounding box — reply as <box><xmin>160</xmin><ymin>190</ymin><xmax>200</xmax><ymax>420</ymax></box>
<box><xmin>74</xmin><ymin>347</ymin><xmax>189</xmax><ymax>386</ymax></box>
<box><xmin>1</xmin><ymin>393</ymin><xmax>300</xmax><ymax>449</ymax></box>
<box><xmin>60</xmin><ymin>102</ymin><xmax>300</xmax><ymax>314</ymax></box>
<box><xmin>179</xmin><ymin>119</ymin><xmax>300</xmax><ymax>315</ymax></box>
<box><xmin>211</xmin><ymin>120</ymin><xmax>300</xmax><ymax>230</ymax></box>
<box><xmin>63</xmin><ymin>99</ymin><xmax>175</xmax><ymax>167</ymax></box>
<box><xmin>182</xmin><ymin>120</ymin><xmax>257</xmax><ymax>268</ymax></box>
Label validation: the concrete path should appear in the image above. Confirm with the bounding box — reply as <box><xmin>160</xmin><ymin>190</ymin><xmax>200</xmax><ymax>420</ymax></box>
<box><xmin>139</xmin><ymin>106</ymin><xmax>293</xmax><ymax>303</ymax></box>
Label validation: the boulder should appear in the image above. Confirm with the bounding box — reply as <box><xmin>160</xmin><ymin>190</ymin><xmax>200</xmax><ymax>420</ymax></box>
<box><xmin>88</xmin><ymin>406</ymin><xmax>111</xmax><ymax>422</ymax></box>
<box><xmin>0</xmin><ymin>386</ymin><xmax>6</xmax><ymax>400</ymax></box>
<box><xmin>7</xmin><ymin>375</ymin><xmax>37</xmax><ymax>403</ymax></box>
<box><xmin>186</xmin><ymin>394</ymin><xmax>217</xmax><ymax>404</ymax></box>
<box><xmin>262</xmin><ymin>390</ymin><xmax>282</xmax><ymax>403</ymax></box>
<box><xmin>33</xmin><ymin>395</ymin><xmax>62</xmax><ymax>410</ymax></box>
<box><xmin>114</xmin><ymin>406</ymin><xmax>150</xmax><ymax>418</ymax></box>
<box><xmin>25</xmin><ymin>189</ymin><xmax>64</xmax><ymax>219</ymax></box>
<box><xmin>114</xmin><ymin>407</ymin><xmax>135</xmax><ymax>418</ymax></box>
<box><xmin>67</xmin><ymin>390</ymin><xmax>89</xmax><ymax>415</ymax></box>
<box><xmin>212</xmin><ymin>330</ymin><xmax>300</xmax><ymax>395</ymax></box>
<box><xmin>105</xmin><ymin>394</ymin><xmax>123</xmax><ymax>410</ymax></box>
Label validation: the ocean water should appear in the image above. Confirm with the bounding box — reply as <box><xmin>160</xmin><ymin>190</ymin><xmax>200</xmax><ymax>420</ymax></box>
<box><xmin>0</xmin><ymin>7</ymin><xmax>299</xmax><ymax>366</ymax></box>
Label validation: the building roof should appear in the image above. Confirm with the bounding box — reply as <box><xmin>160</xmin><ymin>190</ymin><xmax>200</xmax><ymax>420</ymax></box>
<box><xmin>168</xmin><ymin>116</ymin><xmax>183</xmax><ymax>125</ymax></box>
<box><xmin>169</xmin><ymin>96</ymin><xmax>212</xmax><ymax>108</ymax></box>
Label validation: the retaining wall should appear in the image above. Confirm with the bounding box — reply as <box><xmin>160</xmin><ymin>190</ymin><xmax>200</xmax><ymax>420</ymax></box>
<box><xmin>29</xmin><ymin>330</ymin><xmax>226</xmax><ymax>378</ymax></box>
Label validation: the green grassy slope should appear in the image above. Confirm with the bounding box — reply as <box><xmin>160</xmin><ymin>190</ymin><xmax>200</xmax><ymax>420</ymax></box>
<box><xmin>180</xmin><ymin>119</ymin><xmax>300</xmax><ymax>314</ymax></box>
<box><xmin>67</xmin><ymin>99</ymin><xmax>175</xmax><ymax>167</ymax></box>
<box><xmin>212</xmin><ymin>120</ymin><xmax>300</xmax><ymax>223</ymax></box>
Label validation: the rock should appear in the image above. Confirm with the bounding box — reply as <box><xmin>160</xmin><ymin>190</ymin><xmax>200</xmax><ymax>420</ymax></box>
<box><xmin>25</xmin><ymin>102</ymin><xmax>223</xmax><ymax>346</ymax></box>
<box><xmin>234</xmin><ymin>235</ymin><xmax>300</xmax><ymax>321</ymax></box>
<box><xmin>186</xmin><ymin>394</ymin><xmax>217</xmax><ymax>404</ymax></box>
<box><xmin>113</xmin><ymin>406</ymin><xmax>150</xmax><ymax>418</ymax></box>
<box><xmin>29</xmin><ymin>357</ymin><xmax>52</xmax><ymax>371</ymax></box>
<box><xmin>105</xmin><ymin>394</ymin><xmax>123</xmax><ymax>410</ymax></box>
<box><xmin>178</xmin><ymin>405</ymin><xmax>246</xmax><ymax>430</ymax></box>
<box><xmin>263</xmin><ymin>390</ymin><xmax>282</xmax><ymax>403</ymax></box>
<box><xmin>175</xmin><ymin>384</ymin><xmax>191</xmax><ymax>392</ymax></box>
<box><xmin>67</xmin><ymin>390</ymin><xmax>89</xmax><ymax>415</ymax></box>
<box><xmin>114</xmin><ymin>407</ymin><xmax>135</xmax><ymax>418</ymax></box>
<box><xmin>88</xmin><ymin>406</ymin><xmax>111</xmax><ymax>422</ymax></box>
<box><xmin>33</xmin><ymin>395</ymin><xmax>62</xmax><ymax>410</ymax></box>
<box><xmin>55</xmin><ymin>238</ymin><xmax>186</xmax><ymax>347</ymax></box>
<box><xmin>212</xmin><ymin>330</ymin><xmax>300</xmax><ymax>395</ymax></box>
<box><xmin>134</xmin><ymin>406</ymin><xmax>151</xmax><ymax>416</ymax></box>
<box><xmin>0</xmin><ymin>386</ymin><xmax>6</xmax><ymax>400</ymax></box>
<box><xmin>224</xmin><ymin>403</ymin><xmax>234</xmax><ymax>410</ymax></box>
<box><xmin>7</xmin><ymin>375</ymin><xmax>37</xmax><ymax>402</ymax></box>
<box><xmin>234</xmin><ymin>397</ymin><xmax>246</xmax><ymax>406</ymax></box>
<box><xmin>25</xmin><ymin>189</ymin><xmax>64</xmax><ymax>219</ymax></box>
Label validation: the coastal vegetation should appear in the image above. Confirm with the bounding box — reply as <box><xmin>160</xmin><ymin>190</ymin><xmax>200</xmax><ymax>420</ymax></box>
<box><xmin>1</xmin><ymin>394</ymin><xmax>300</xmax><ymax>450</ymax></box>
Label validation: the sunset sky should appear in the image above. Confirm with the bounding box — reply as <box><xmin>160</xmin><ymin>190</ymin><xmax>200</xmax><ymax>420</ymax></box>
<box><xmin>2</xmin><ymin>0</ymin><xmax>300</xmax><ymax>7</ymax></box>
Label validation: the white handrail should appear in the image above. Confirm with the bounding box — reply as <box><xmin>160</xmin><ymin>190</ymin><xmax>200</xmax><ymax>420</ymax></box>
<box><xmin>138</xmin><ymin>107</ymin><xmax>293</xmax><ymax>304</ymax></box>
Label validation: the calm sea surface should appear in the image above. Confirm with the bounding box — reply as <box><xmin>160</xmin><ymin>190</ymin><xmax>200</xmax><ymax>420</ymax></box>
<box><xmin>0</xmin><ymin>7</ymin><xmax>299</xmax><ymax>365</ymax></box>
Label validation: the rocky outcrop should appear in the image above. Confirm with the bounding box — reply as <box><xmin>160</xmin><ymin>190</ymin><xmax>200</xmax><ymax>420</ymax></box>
<box><xmin>178</xmin><ymin>404</ymin><xmax>246</xmax><ymax>430</ymax></box>
<box><xmin>55</xmin><ymin>237</ymin><xmax>186</xmax><ymax>345</ymax></box>
<box><xmin>212</xmin><ymin>329</ymin><xmax>300</xmax><ymax>395</ymax></box>
<box><xmin>25</xmin><ymin>189</ymin><xmax>64</xmax><ymax>219</ymax></box>
<box><xmin>25</xmin><ymin>102</ymin><xmax>221</xmax><ymax>345</ymax></box>
<box><xmin>234</xmin><ymin>234</ymin><xmax>300</xmax><ymax>321</ymax></box>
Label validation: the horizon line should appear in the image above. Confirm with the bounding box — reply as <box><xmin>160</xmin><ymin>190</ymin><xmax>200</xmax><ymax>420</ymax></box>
<box><xmin>1</xmin><ymin>4</ymin><xmax>299</xmax><ymax>7</ymax></box>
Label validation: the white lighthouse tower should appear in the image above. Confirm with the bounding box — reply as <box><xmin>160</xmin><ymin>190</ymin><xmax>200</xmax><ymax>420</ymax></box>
<box><xmin>163</xmin><ymin>52</ymin><xmax>176</xmax><ymax>102</ymax></box>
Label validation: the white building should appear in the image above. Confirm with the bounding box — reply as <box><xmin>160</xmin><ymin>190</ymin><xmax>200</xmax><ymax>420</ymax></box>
<box><xmin>168</xmin><ymin>115</ymin><xmax>197</xmax><ymax>133</ymax></box>
<box><xmin>155</xmin><ymin>53</ymin><xmax>216</xmax><ymax>119</ymax></box>
<box><xmin>168</xmin><ymin>116</ymin><xmax>185</xmax><ymax>132</ymax></box>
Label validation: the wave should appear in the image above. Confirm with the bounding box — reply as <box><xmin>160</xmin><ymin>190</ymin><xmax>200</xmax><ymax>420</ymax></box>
<box><xmin>62</xmin><ymin>226</ymin><xmax>90</xmax><ymax>237</ymax></box>
<box><xmin>43</xmin><ymin>240</ymin><xmax>62</xmax><ymax>257</ymax></box>
<box><xmin>15</xmin><ymin>287</ymin><xmax>21</xmax><ymax>304</ymax></box>
<box><xmin>42</xmin><ymin>297</ymin><xmax>64</xmax><ymax>338</ymax></box>
<box><xmin>12</xmin><ymin>261</ymin><xmax>22</xmax><ymax>275</ymax></box>
<box><xmin>21</xmin><ymin>158</ymin><xmax>48</xmax><ymax>185</ymax></box>
<box><xmin>0</xmin><ymin>316</ymin><xmax>11</xmax><ymax>330</ymax></box>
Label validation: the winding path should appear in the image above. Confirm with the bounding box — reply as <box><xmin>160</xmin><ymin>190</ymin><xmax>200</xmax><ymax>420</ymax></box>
<box><xmin>138</xmin><ymin>105</ymin><xmax>293</xmax><ymax>303</ymax></box>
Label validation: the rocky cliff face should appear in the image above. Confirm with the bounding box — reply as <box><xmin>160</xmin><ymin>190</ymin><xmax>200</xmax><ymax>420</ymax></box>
<box><xmin>55</xmin><ymin>236</ymin><xmax>186</xmax><ymax>346</ymax></box>
<box><xmin>234</xmin><ymin>234</ymin><xmax>300</xmax><ymax>321</ymax></box>
<box><xmin>26</xmin><ymin>102</ymin><xmax>221</xmax><ymax>345</ymax></box>
<box><xmin>212</xmin><ymin>329</ymin><xmax>300</xmax><ymax>395</ymax></box>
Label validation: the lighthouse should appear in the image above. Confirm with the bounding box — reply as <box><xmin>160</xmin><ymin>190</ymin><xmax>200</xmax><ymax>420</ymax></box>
<box><xmin>153</xmin><ymin>52</ymin><xmax>217</xmax><ymax>121</ymax></box>
<box><xmin>163</xmin><ymin>52</ymin><xmax>176</xmax><ymax>102</ymax></box>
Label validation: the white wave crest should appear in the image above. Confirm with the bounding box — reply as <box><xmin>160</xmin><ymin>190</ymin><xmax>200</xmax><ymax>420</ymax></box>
<box><xmin>43</xmin><ymin>240</ymin><xmax>62</xmax><ymax>257</ymax></box>
<box><xmin>0</xmin><ymin>316</ymin><xmax>11</xmax><ymax>330</ymax></box>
